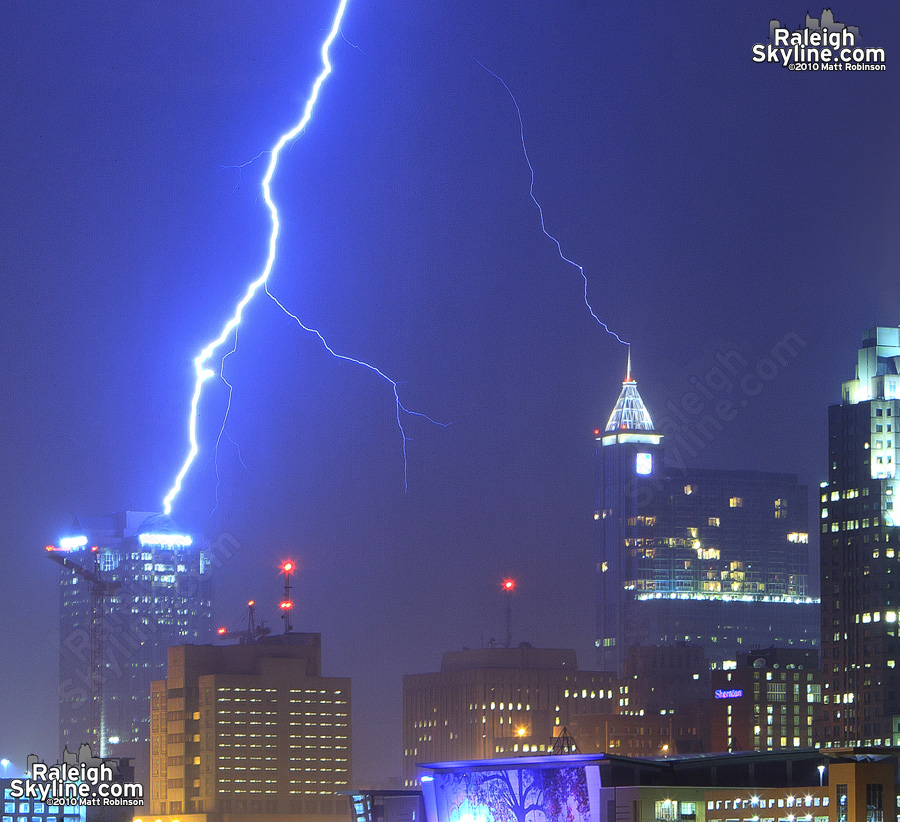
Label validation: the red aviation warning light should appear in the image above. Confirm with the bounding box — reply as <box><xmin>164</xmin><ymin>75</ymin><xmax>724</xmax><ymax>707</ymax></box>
<box><xmin>217</xmin><ymin>627</ymin><xmax>227</xmax><ymax>635</ymax></box>
<box><xmin>502</xmin><ymin>577</ymin><xmax>516</xmax><ymax>648</ymax></box>
<box><xmin>280</xmin><ymin>561</ymin><xmax>296</xmax><ymax>633</ymax></box>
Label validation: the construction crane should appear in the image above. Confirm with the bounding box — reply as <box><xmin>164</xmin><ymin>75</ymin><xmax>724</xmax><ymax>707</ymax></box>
<box><xmin>45</xmin><ymin>543</ymin><xmax>120</xmax><ymax>755</ymax></box>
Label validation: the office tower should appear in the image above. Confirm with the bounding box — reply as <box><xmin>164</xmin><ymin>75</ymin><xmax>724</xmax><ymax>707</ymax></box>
<box><xmin>710</xmin><ymin>647</ymin><xmax>821</xmax><ymax>753</ymax></box>
<box><xmin>596</xmin><ymin>360</ymin><xmax>818</xmax><ymax>672</ymax></box>
<box><xmin>401</xmin><ymin>646</ymin><xmax>617</xmax><ymax>786</ymax></box>
<box><xmin>148</xmin><ymin>635</ymin><xmax>351</xmax><ymax>822</ymax></box>
<box><xmin>818</xmin><ymin>324</ymin><xmax>900</xmax><ymax>747</ymax></box>
<box><xmin>51</xmin><ymin>511</ymin><xmax>212</xmax><ymax>769</ymax></box>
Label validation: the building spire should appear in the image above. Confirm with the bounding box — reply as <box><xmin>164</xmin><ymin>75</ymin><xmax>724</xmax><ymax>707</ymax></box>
<box><xmin>604</xmin><ymin>347</ymin><xmax>655</xmax><ymax>432</ymax></box>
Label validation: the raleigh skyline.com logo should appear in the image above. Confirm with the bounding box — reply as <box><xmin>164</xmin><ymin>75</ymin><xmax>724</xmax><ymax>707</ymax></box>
<box><xmin>752</xmin><ymin>8</ymin><xmax>886</xmax><ymax>70</ymax></box>
<box><xmin>7</xmin><ymin>745</ymin><xmax>143</xmax><ymax>807</ymax></box>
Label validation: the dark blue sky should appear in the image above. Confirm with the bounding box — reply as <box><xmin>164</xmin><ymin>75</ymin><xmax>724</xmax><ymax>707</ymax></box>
<box><xmin>0</xmin><ymin>1</ymin><xmax>898</xmax><ymax>784</ymax></box>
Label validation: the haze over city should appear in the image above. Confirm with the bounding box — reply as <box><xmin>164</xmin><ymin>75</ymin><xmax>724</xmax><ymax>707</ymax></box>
<box><xmin>0</xmin><ymin>1</ymin><xmax>898</xmax><ymax>786</ymax></box>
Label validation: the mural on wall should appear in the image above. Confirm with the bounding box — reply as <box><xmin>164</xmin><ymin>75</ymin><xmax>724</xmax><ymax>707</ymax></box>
<box><xmin>432</xmin><ymin>765</ymin><xmax>591</xmax><ymax>822</ymax></box>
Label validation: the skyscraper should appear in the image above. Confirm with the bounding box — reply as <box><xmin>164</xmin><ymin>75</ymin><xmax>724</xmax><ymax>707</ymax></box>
<box><xmin>51</xmin><ymin>511</ymin><xmax>212</xmax><ymax>770</ymax></box>
<box><xmin>596</xmin><ymin>358</ymin><xmax>818</xmax><ymax>672</ymax></box>
<box><xmin>817</xmin><ymin>324</ymin><xmax>900</xmax><ymax>747</ymax></box>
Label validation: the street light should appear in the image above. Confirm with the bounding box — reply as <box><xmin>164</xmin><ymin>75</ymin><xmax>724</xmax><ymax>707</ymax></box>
<box><xmin>818</xmin><ymin>764</ymin><xmax>826</xmax><ymax>787</ymax></box>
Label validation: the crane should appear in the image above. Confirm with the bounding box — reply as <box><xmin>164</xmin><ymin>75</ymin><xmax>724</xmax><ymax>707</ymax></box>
<box><xmin>46</xmin><ymin>543</ymin><xmax>121</xmax><ymax>755</ymax></box>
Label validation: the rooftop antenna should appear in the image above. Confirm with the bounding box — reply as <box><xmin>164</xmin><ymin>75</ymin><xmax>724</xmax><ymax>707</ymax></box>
<box><xmin>625</xmin><ymin>344</ymin><xmax>632</xmax><ymax>382</ymax></box>
<box><xmin>216</xmin><ymin>599</ymin><xmax>271</xmax><ymax>644</ymax></box>
<box><xmin>280</xmin><ymin>561</ymin><xmax>295</xmax><ymax>633</ymax></box>
<box><xmin>502</xmin><ymin>578</ymin><xmax>515</xmax><ymax>648</ymax></box>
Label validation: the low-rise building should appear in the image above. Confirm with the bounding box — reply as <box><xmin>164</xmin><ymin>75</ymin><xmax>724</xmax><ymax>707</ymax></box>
<box><xmin>147</xmin><ymin>633</ymin><xmax>350</xmax><ymax>822</ymax></box>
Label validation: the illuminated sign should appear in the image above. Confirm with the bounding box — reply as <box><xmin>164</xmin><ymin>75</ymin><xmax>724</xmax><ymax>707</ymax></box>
<box><xmin>138</xmin><ymin>533</ymin><xmax>193</xmax><ymax>548</ymax></box>
<box><xmin>715</xmin><ymin>689</ymin><xmax>743</xmax><ymax>699</ymax></box>
<box><xmin>635</xmin><ymin>452</ymin><xmax>652</xmax><ymax>475</ymax></box>
<box><xmin>58</xmin><ymin>536</ymin><xmax>88</xmax><ymax>551</ymax></box>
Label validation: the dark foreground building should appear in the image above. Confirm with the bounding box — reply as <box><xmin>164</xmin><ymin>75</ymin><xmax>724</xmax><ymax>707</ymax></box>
<box><xmin>818</xmin><ymin>325</ymin><xmax>900</xmax><ymax>747</ymax></box>
<box><xmin>595</xmin><ymin>359</ymin><xmax>819</xmax><ymax>672</ymax></box>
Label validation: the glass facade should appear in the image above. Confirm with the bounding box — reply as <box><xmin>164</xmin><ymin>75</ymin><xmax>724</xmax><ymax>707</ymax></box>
<box><xmin>596</xmin><ymin>374</ymin><xmax>817</xmax><ymax>672</ymax></box>
<box><xmin>818</xmin><ymin>326</ymin><xmax>900</xmax><ymax>747</ymax></box>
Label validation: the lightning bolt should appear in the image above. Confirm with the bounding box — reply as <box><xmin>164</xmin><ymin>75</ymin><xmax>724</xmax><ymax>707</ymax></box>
<box><xmin>478</xmin><ymin>61</ymin><xmax>629</xmax><ymax>347</ymax></box>
<box><xmin>163</xmin><ymin>0</ymin><xmax>441</xmax><ymax>516</ymax></box>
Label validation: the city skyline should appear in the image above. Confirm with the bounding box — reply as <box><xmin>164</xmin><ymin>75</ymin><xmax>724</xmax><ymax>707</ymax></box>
<box><xmin>0</xmin><ymin>1</ymin><xmax>898</xmax><ymax>787</ymax></box>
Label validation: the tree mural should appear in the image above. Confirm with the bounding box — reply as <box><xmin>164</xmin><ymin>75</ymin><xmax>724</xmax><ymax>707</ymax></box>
<box><xmin>437</xmin><ymin>765</ymin><xmax>591</xmax><ymax>822</ymax></box>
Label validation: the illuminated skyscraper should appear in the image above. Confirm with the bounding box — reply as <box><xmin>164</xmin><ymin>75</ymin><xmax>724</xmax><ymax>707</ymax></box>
<box><xmin>595</xmin><ymin>360</ymin><xmax>818</xmax><ymax>673</ymax></box>
<box><xmin>817</xmin><ymin>325</ymin><xmax>900</xmax><ymax>747</ymax></box>
<box><xmin>51</xmin><ymin>511</ymin><xmax>212</xmax><ymax>770</ymax></box>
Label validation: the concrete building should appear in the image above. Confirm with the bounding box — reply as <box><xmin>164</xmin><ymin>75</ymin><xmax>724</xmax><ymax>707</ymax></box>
<box><xmin>710</xmin><ymin>648</ymin><xmax>822</xmax><ymax>753</ymax></box>
<box><xmin>566</xmin><ymin>644</ymin><xmax>711</xmax><ymax>756</ymax></box>
<box><xmin>402</xmin><ymin>646</ymin><xmax>617</xmax><ymax>786</ymax></box>
<box><xmin>595</xmin><ymin>358</ymin><xmax>819</xmax><ymax>672</ymax></box>
<box><xmin>50</xmin><ymin>511</ymin><xmax>212</xmax><ymax>770</ymax></box>
<box><xmin>147</xmin><ymin>634</ymin><xmax>350</xmax><ymax>822</ymax></box>
<box><xmin>818</xmin><ymin>325</ymin><xmax>900</xmax><ymax>747</ymax></box>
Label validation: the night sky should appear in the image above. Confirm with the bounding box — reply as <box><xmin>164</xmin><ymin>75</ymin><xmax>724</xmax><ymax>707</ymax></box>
<box><xmin>1</xmin><ymin>1</ymin><xmax>898</xmax><ymax>785</ymax></box>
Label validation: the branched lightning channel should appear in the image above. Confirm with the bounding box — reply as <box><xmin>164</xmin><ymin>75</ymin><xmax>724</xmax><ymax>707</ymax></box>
<box><xmin>477</xmin><ymin>61</ymin><xmax>629</xmax><ymax>346</ymax></box>
<box><xmin>208</xmin><ymin>327</ymin><xmax>249</xmax><ymax>517</ymax></box>
<box><xmin>163</xmin><ymin>0</ymin><xmax>438</xmax><ymax>515</ymax></box>
<box><xmin>264</xmin><ymin>285</ymin><xmax>448</xmax><ymax>491</ymax></box>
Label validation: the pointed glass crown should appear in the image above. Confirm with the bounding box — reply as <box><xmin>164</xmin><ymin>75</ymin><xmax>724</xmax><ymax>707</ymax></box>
<box><xmin>605</xmin><ymin>348</ymin><xmax>655</xmax><ymax>432</ymax></box>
